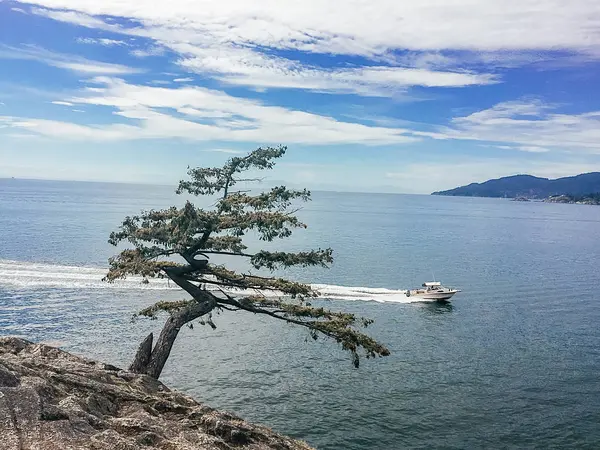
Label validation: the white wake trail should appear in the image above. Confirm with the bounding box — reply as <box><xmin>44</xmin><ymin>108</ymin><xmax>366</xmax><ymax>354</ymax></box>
<box><xmin>0</xmin><ymin>260</ymin><xmax>173</xmax><ymax>290</ymax></box>
<box><xmin>0</xmin><ymin>260</ymin><xmax>423</xmax><ymax>303</ymax></box>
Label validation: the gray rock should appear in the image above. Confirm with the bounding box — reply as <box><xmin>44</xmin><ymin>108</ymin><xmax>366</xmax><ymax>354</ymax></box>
<box><xmin>0</xmin><ymin>363</ymin><xmax>19</xmax><ymax>387</ymax></box>
<box><xmin>0</xmin><ymin>337</ymin><xmax>313</xmax><ymax>450</ymax></box>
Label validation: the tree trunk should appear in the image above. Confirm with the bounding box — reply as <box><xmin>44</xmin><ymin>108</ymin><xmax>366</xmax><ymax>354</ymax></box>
<box><xmin>129</xmin><ymin>266</ymin><xmax>218</xmax><ymax>379</ymax></box>
<box><xmin>131</xmin><ymin>296</ymin><xmax>216</xmax><ymax>379</ymax></box>
<box><xmin>145</xmin><ymin>298</ymin><xmax>216</xmax><ymax>379</ymax></box>
<box><xmin>143</xmin><ymin>317</ymin><xmax>180</xmax><ymax>380</ymax></box>
<box><xmin>129</xmin><ymin>333</ymin><xmax>153</xmax><ymax>373</ymax></box>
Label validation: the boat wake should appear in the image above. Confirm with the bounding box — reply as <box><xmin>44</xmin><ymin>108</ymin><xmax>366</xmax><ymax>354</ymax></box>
<box><xmin>0</xmin><ymin>260</ymin><xmax>173</xmax><ymax>290</ymax></box>
<box><xmin>312</xmin><ymin>284</ymin><xmax>419</xmax><ymax>303</ymax></box>
<box><xmin>0</xmin><ymin>260</ymin><xmax>426</xmax><ymax>304</ymax></box>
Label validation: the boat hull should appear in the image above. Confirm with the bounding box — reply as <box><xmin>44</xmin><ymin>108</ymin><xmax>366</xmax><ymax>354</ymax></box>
<box><xmin>406</xmin><ymin>290</ymin><xmax>459</xmax><ymax>301</ymax></box>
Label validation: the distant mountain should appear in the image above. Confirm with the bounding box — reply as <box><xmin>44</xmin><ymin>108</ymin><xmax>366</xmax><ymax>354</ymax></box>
<box><xmin>432</xmin><ymin>172</ymin><xmax>600</xmax><ymax>198</ymax></box>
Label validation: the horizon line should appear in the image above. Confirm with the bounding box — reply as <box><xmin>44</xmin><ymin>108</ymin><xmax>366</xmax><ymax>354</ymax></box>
<box><xmin>0</xmin><ymin>176</ymin><xmax>430</xmax><ymax>196</ymax></box>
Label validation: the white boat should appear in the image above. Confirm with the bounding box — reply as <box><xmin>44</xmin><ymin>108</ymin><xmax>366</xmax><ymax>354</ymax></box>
<box><xmin>405</xmin><ymin>281</ymin><xmax>460</xmax><ymax>301</ymax></box>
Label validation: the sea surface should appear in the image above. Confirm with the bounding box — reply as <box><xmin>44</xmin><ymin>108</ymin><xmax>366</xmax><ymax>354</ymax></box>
<box><xmin>1</xmin><ymin>178</ymin><xmax>600</xmax><ymax>449</ymax></box>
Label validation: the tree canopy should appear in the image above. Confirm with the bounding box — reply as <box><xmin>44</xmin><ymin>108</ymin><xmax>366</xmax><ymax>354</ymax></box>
<box><xmin>105</xmin><ymin>146</ymin><xmax>389</xmax><ymax>379</ymax></box>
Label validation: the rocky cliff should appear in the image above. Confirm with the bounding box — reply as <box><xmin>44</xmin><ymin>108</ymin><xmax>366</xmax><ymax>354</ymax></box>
<box><xmin>0</xmin><ymin>337</ymin><xmax>313</xmax><ymax>450</ymax></box>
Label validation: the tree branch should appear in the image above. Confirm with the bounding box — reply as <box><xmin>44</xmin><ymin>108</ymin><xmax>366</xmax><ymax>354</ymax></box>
<box><xmin>163</xmin><ymin>266</ymin><xmax>206</xmax><ymax>298</ymax></box>
<box><xmin>217</xmin><ymin>296</ymin><xmax>339</xmax><ymax>339</ymax></box>
<box><xmin>197</xmin><ymin>250</ymin><xmax>254</xmax><ymax>257</ymax></box>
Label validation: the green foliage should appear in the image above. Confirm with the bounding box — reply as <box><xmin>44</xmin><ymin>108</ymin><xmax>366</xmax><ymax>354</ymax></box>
<box><xmin>135</xmin><ymin>300</ymin><xmax>195</xmax><ymax>319</ymax></box>
<box><xmin>103</xmin><ymin>249</ymin><xmax>183</xmax><ymax>283</ymax></box>
<box><xmin>176</xmin><ymin>146</ymin><xmax>287</xmax><ymax>197</ymax></box>
<box><xmin>251</xmin><ymin>249</ymin><xmax>334</xmax><ymax>270</ymax></box>
<box><xmin>107</xmin><ymin>145</ymin><xmax>389</xmax><ymax>367</ymax></box>
<box><xmin>207</xmin><ymin>265</ymin><xmax>316</xmax><ymax>298</ymax></box>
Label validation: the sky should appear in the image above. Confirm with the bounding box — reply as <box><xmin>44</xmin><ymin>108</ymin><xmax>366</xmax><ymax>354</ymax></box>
<box><xmin>1</xmin><ymin>1</ymin><xmax>600</xmax><ymax>194</ymax></box>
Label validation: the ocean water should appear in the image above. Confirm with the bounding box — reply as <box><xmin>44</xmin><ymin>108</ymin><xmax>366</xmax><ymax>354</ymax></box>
<box><xmin>1</xmin><ymin>178</ymin><xmax>600</xmax><ymax>449</ymax></box>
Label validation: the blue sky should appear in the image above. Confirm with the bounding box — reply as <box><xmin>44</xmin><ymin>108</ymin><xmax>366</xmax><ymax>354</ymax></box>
<box><xmin>1</xmin><ymin>0</ymin><xmax>600</xmax><ymax>193</ymax></box>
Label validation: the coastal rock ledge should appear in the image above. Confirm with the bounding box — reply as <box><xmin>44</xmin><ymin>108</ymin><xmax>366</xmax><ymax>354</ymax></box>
<box><xmin>0</xmin><ymin>337</ymin><xmax>312</xmax><ymax>450</ymax></box>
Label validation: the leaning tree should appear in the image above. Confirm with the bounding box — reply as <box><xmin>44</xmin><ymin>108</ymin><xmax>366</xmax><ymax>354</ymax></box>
<box><xmin>105</xmin><ymin>146</ymin><xmax>389</xmax><ymax>379</ymax></box>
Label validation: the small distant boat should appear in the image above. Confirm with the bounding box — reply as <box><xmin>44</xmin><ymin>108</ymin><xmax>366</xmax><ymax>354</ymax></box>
<box><xmin>405</xmin><ymin>281</ymin><xmax>460</xmax><ymax>301</ymax></box>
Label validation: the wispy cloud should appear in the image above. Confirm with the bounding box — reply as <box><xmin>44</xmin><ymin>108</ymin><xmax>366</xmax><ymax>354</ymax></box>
<box><xmin>0</xmin><ymin>77</ymin><xmax>418</xmax><ymax>145</ymax></box>
<box><xmin>0</xmin><ymin>44</ymin><xmax>142</xmax><ymax>75</ymax></box>
<box><xmin>31</xmin><ymin>7</ymin><xmax>114</xmax><ymax>30</ymax></box>
<box><xmin>516</xmin><ymin>146</ymin><xmax>551</xmax><ymax>153</ymax></box>
<box><xmin>25</xmin><ymin>2</ymin><xmax>504</xmax><ymax>96</ymax></box>
<box><xmin>182</xmin><ymin>57</ymin><xmax>496</xmax><ymax>96</ymax></box>
<box><xmin>11</xmin><ymin>7</ymin><xmax>28</xmax><ymax>14</ymax></box>
<box><xmin>175</xmin><ymin>43</ymin><xmax>497</xmax><ymax>95</ymax></box>
<box><xmin>488</xmin><ymin>144</ymin><xmax>550</xmax><ymax>153</ymax></box>
<box><xmin>24</xmin><ymin>0</ymin><xmax>600</xmax><ymax>99</ymax></box>
<box><xmin>26</xmin><ymin>1</ymin><xmax>600</xmax><ymax>55</ymax></box>
<box><xmin>173</xmin><ymin>77</ymin><xmax>194</xmax><ymax>82</ymax></box>
<box><xmin>131</xmin><ymin>46</ymin><xmax>166</xmax><ymax>58</ymax></box>
<box><xmin>204</xmin><ymin>148</ymin><xmax>244</xmax><ymax>154</ymax></box>
<box><xmin>76</xmin><ymin>37</ymin><xmax>128</xmax><ymax>46</ymax></box>
<box><xmin>51</xmin><ymin>101</ymin><xmax>74</xmax><ymax>106</ymax></box>
<box><xmin>6</xmin><ymin>78</ymin><xmax>600</xmax><ymax>155</ymax></box>
<box><xmin>434</xmin><ymin>100</ymin><xmax>600</xmax><ymax>152</ymax></box>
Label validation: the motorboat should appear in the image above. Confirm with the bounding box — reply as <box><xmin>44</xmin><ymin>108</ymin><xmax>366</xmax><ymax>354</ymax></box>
<box><xmin>405</xmin><ymin>281</ymin><xmax>460</xmax><ymax>301</ymax></box>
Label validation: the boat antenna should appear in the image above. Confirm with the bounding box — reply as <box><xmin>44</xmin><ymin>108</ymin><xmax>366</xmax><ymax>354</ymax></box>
<box><xmin>431</xmin><ymin>270</ymin><xmax>436</xmax><ymax>282</ymax></box>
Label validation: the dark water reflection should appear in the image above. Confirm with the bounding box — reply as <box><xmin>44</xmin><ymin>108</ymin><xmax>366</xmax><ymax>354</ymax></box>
<box><xmin>418</xmin><ymin>301</ymin><xmax>455</xmax><ymax>315</ymax></box>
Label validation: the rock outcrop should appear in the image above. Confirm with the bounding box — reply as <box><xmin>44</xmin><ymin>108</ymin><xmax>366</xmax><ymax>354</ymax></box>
<box><xmin>0</xmin><ymin>337</ymin><xmax>312</xmax><ymax>450</ymax></box>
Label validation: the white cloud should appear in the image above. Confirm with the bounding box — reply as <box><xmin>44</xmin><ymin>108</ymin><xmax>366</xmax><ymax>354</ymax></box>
<box><xmin>486</xmin><ymin>144</ymin><xmax>549</xmax><ymax>153</ymax></box>
<box><xmin>0</xmin><ymin>78</ymin><xmax>418</xmax><ymax>145</ymax></box>
<box><xmin>76</xmin><ymin>37</ymin><xmax>128</xmax><ymax>46</ymax></box>
<box><xmin>23</xmin><ymin>2</ymin><xmax>519</xmax><ymax>96</ymax></box>
<box><xmin>51</xmin><ymin>101</ymin><xmax>74</xmax><ymax>106</ymax></box>
<box><xmin>61</xmin><ymin>62</ymin><xmax>137</xmax><ymax>74</ymax></box>
<box><xmin>19</xmin><ymin>0</ymin><xmax>600</xmax><ymax>96</ymax></box>
<box><xmin>131</xmin><ymin>46</ymin><xmax>166</xmax><ymax>58</ymax></box>
<box><xmin>435</xmin><ymin>100</ymin><xmax>600</xmax><ymax>152</ymax></box>
<box><xmin>23</xmin><ymin>1</ymin><xmax>600</xmax><ymax>54</ymax></box>
<box><xmin>11</xmin><ymin>7</ymin><xmax>28</xmax><ymax>14</ymax></box>
<box><xmin>173</xmin><ymin>77</ymin><xmax>194</xmax><ymax>82</ymax></box>
<box><xmin>31</xmin><ymin>7</ymin><xmax>114</xmax><ymax>29</ymax></box>
<box><xmin>183</xmin><ymin>58</ymin><xmax>496</xmax><ymax>95</ymax></box>
<box><xmin>176</xmin><ymin>43</ymin><xmax>496</xmax><ymax>95</ymax></box>
<box><xmin>0</xmin><ymin>115</ymin><xmax>138</xmax><ymax>140</ymax></box>
<box><xmin>0</xmin><ymin>44</ymin><xmax>141</xmax><ymax>75</ymax></box>
<box><xmin>516</xmin><ymin>146</ymin><xmax>550</xmax><ymax>153</ymax></box>
<box><xmin>5</xmin><ymin>79</ymin><xmax>600</xmax><ymax>156</ymax></box>
<box><xmin>204</xmin><ymin>148</ymin><xmax>244</xmax><ymax>154</ymax></box>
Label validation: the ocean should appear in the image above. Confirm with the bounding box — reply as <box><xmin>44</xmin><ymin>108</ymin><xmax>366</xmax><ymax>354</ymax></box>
<box><xmin>1</xmin><ymin>178</ymin><xmax>600</xmax><ymax>449</ymax></box>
